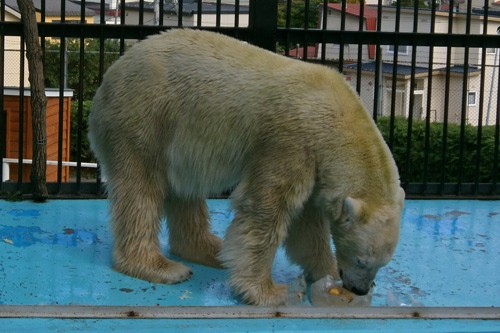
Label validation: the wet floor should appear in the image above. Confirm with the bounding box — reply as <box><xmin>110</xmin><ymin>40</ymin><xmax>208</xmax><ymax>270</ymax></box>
<box><xmin>0</xmin><ymin>199</ymin><xmax>499</xmax><ymax>332</ymax></box>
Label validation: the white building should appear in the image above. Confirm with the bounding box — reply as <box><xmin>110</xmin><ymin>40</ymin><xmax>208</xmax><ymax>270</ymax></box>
<box><xmin>319</xmin><ymin>4</ymin><xmax>500</xmax><ymax>126</ymax></box>
<box><xmin>82</xmin><ymin>0</ymin><xmax>249</xmax><ymax>26</ymax></box>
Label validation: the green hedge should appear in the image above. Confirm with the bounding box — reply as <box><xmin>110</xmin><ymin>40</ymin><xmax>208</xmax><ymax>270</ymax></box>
<box><xmin>377</xmin><ymin>116</ymin><xmax>499</xmax><ymax>184</ymax></box>
<box><xmin>70</xmin><ymin>100</ymin><xmax>94</xmax><ymax>163</ymax></box>
<box><xmin>68</xmin><ymin>107</ymin><xmax>498</xmax><ymax>185</ymax></box>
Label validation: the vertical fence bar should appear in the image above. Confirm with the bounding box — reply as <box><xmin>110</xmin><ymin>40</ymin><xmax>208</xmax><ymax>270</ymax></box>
<box><xmin>248</xmin><ymin>0</ymin><xmax>277</xmax><ymax>51</ymax></box>
<box><xmin>337</xmin><ymin>0</ymin><xmax>346</xmax><ymax>72</ymax></box>
<box><xmin>355</xmin><ymin>0</ymin><xmax>365</xmax><ymax>94</ymax></box>
<box><xmin>18</xmin><ymin>37</ymin><xmax>25</xmax><ymax>189</ymax></box>
<box><xmin>404</xmin><ymin>0</ymin><xmax>420</xmax><ymax>190</ymax></box>
<box><xmin>320</xmin><ymin>0</ymin><xmax>328</xmax><ymax>63</ymax></box>
<box><xmin>491</xmin><ymin>63</ymin><xmax>500</xmax><ymax>194</ymax></box>
<box><xmin>57</xmin><ymin>1</ymin><xmax>67</xmax><ymax>192</ymax></box>
<box><xmin>388</xmin><ymin>0</ymin><xmax>402</xmax><ymax>152</ymax></box>
<box><xmin>75</xmin><ymin>0</ymin><xmax>88</xmax><ymax>193</ymax></box>
<box><xmin>493</xmin><ymin>62</ymin><xmax>500</xmax><ymax>194</ymax></box>
<box><xmin>422</xmin><ymin>0</ymin><xmax>438</xmax><ymax>195</ymax></box>
<box><xmin>100</xmin><ymin>0</ymin><xmax>105</xmax><ymax>25</ymax></box>
<box><xmin>234</xmin><ymin>0</ymin><xmax>240</xmax><ymax>29</ymax></box>
<box><xmin>216</xmin><ymin>0</ymin><xmax>221</xmax><ymax>29</ymax></box>
<box><xmin>457</xmin><ymin>0</ymin><xmax>473</xmax><ymax>195</ymax></box>
<box><xmin>302</xmin><ymin>0</ymin><xmax>310</xmax><ymax>61</ymax></box>
<box><xmin>372</xmin><ymin>0</ymin><xmax>383</xmax><ymax>122</ymax></box>
<box><xmin>139</xmin><ymin>0</ymin><xmax>144</xmax><ymax>25</ymax></box>
<box><xmin>159</xmin><ymin>0</ymin><xmax>164</xmax><ymax>26</ymax></box>
<box><xmin>440</xmin><ymin>0</ymin><xmax>455</xmax><ymax>195</ymax></box>
<box><xmin>197</xmin><ymin>0</ymin><xmax>202</xmax><ymax>27</ymax></box>
<box><xmin>284</xmin><ymin>0</ymin><xmax>292</xmax><ymax>57</ymax></box>
<box><xmin>178</xmin><ymin>0</ymin><xmax>184</xmax><ymax>28</ymax></box>
<box><xmin>120</xmin><ymin>0</ymin><xmax>126</xmax><ymax>54</ymax></box>
<box><xmin>96</xmin><ymin>0</ymin><xmax>106</xmax><ymax>195</ymax></box>
<box><xmin>474</xmin><ymin>0</ymin><xmax>489</xmax><ymax>194</ymax></box>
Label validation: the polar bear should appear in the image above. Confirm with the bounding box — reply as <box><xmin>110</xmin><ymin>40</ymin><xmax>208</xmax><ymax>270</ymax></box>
<box><xmin>88</xmin><ymin>29</ymin><xmax>405</xmax><ymax>306</ymax></box>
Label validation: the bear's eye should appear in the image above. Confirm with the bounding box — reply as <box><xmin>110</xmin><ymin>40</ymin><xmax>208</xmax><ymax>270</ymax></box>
<box><xmin>355</xmin><ymin>258</ymin><xmax>367</xmax><ymax>268</ymax></box>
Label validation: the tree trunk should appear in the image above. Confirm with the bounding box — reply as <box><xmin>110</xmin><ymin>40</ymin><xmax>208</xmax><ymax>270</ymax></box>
<box><xmin>17</xmin><ymin>0</ymin><xmax>48</xmax><ymax>201</ymax></box>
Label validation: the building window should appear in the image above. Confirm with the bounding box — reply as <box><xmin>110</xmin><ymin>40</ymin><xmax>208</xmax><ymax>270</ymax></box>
<box><xmin>387</xmin><ymin>45</ymin><xmax>409</xmax><ymax>55</ymax></box>
<box><xmin>468</xmin><ymin>91</ymin><xmax>477</xmax><ymax>106</ymax></box>
<box><xmin>486</xmin><ymin>48</ymin><xmax>496</xmax><ymax>54</ymax></box>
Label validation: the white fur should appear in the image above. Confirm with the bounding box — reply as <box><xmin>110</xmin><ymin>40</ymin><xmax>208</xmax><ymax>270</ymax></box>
<box><xmin>88</xmin><ymin>29</ymin><xmax>404</xmax><ymax>306</ymax></box>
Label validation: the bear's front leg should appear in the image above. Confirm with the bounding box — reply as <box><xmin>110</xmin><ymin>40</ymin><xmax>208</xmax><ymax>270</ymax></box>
<box><xmin>220</xmin><ymin>212</ymin><xmax>290</xmax><ymax>306</ymax></box>
<box><xmin>285</xmin><ymin>199</ymin><xmax>339</xmax><ymax>282</ymax></box>
<box><xmin>220</xmin><ymin>144</ymin><xmax>315</xmax><ymax>306</ymax></box>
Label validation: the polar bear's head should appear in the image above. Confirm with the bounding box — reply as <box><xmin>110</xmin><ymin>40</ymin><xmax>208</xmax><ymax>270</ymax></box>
<box><xmin>331</xmin><ymin>191</ymin><xmax>404</xmax><ymax>295</ymax></box>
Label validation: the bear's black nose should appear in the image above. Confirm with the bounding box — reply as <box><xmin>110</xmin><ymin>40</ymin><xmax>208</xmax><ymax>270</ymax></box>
<box><xmin>349</xmin><ymin>286</ymin><xmax>369</xmax><ymax>296</ymax></box>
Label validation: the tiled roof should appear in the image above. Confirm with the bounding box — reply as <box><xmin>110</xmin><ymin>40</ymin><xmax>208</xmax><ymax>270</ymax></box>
<box><xmin>344</xmin><ymin>61</ymin><xmax>429</xmax><ymax>76</ymax></box>
<box><xmin>124</xmin><ymin>0</ymin><xmax>249</xmax><ymax>15</ymax></box>
<box><xmin>286</xmin><ymin>45</ymin><xmax>318</xmax><ymax>59</ymax></box>
<box><xmin>344</xmin><ymin>62</ymin><xmax>481</xmax><ymax>76</ymax></box>
<box><xmin>5</xmin><ymin>0</ymin><xmax>95</xmax><ymax>17</ymax></box>
<box><xmin>327</xmin><ymin>3</ymin><xmax>378</xmax><ymax>20</ymax></box>
<box><xmin>435</xmin><ymin>65</ymin><xmax>481</xmax><ymax>74</ymax></box>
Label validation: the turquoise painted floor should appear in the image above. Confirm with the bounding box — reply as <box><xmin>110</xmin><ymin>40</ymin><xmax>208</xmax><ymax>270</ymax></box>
<box><xmin>0</xmin><ymin>199</ymin><xmax>499</xmax><ymax>332</ymax></box>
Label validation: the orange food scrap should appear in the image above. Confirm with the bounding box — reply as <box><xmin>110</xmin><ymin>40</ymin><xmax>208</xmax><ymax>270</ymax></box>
<box><xmin>328</xmin><ymin>287</ymin><xmax>343</xmax><ymax>296</ymax></box>
<box><xmin>327</xmin><ymin>287</ymin><xmax>354</xmax><ymax>303</ymax></box>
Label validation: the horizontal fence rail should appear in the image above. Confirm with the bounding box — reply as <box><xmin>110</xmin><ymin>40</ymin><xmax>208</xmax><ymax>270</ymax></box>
<box><xmin>0</xmin><ymin>0</ymin><xmax>499</xmax><ymax>198</ymax></box>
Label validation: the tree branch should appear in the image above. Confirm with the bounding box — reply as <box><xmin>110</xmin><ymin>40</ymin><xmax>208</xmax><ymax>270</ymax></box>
<box><xmin>17</xmin><ymin>0</ymin><xmax>48</xmax><ymax>201</ymax></box>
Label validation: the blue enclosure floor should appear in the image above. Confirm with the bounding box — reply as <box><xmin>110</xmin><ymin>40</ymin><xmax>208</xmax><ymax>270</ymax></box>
<box><xmin>0</xmin><ymin>199</ymin><xmax>499</xmax><ymax>332</ymax></box>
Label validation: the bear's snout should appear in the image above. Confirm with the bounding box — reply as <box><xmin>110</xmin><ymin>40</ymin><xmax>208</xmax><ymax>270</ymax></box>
<box><xmin>347</xmin><ymin>285</ymin><xmax>370</xmax><ymax>296</ymax></box>
<box><xmin>340</xmin><ymin>269</ymin><xmax>375</xmax><ymax>296</ymax></box>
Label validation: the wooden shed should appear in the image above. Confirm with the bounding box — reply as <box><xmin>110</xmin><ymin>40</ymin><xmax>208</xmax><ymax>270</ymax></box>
<box><xmin>3</xmin><ymin>87</ymin><xmax>72</xmax><ymax>182</ymax></box>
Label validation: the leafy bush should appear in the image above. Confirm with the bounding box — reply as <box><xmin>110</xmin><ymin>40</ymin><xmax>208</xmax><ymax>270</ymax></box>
<box><xmin>70</xmin><ymin>100</ymin><xmax>94</xmax><ymax>163</ymax></box>
<box><xmin>44</xmin><ymin>38</ymin><xmax>121</xmax><ymax>101</ymax></box>
<box><xmin>67</xmin><ymin>100</ymin><xmax>498</xmax><ymax>185</ymax></box>
<box><xmin>377</xmin><ymin>116</ymin><xmax>499</xmax><ymax>184</ymax></box>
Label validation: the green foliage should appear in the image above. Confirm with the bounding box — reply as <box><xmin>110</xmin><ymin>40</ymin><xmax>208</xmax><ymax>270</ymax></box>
<box><xmin>0</xmin><ymin>191</ymin><xmax>24</xmax><ymax>201</ymax></box>
<box><xmin>277</xmin><ymin>0</ymin><xmax>323</xmax><ymax>29</ymax></box>
<box><xmin>44</xmin><ymin>38</ymin><xmax>121</xmax><ymax>101</ymax></box>
<box><xmin>390</xmin><ymin>0</ymin><xmax>431</xmax><ymax>8</ymax></box>
<box><xmin>70</xmin><ymin>100</ymin><xmax>95</xmax><ymax>163</ymax></box>
<box><xmin>377</xmin><ymin>116</ymin><xmax>499</xmax><ymax>184</ymax></box>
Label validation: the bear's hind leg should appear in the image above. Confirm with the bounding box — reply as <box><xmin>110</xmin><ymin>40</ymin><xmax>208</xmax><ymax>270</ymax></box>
<box><xmin>165</xmin><ymin>196</ymin><xmax>223</xmax><ymax>268</ymax></box>
<box><xmin>285</xmin><ymin>200</ymin><xmax>339</xmax><ymax>282</ymax></box>
<box><xmin>109</xmin><ymin>169</ymin><xmax>192</xmax><ymax>284</ymax></box>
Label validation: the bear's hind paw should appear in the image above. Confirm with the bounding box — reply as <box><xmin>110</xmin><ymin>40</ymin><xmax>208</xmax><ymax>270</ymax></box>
<box><xmin>114</xmin><ymin>257</ymin><xmax>193</xmax><ymax>284</ymax></box>
<box><xmin>171</xmin><ymin>235</ymin><xmax>224</xmax><ymax>269</ymax></box>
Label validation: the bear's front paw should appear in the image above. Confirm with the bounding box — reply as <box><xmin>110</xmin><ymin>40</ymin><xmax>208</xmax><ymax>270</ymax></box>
<box><xmin>114</xmin><ymin>255</ymin><xmax>193</xmax><ymax>284</ymax></box>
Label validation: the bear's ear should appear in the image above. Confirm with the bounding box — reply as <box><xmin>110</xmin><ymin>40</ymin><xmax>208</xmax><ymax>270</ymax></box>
<box><xmin>343</xmin><ymin>196</ymin><xmax>365</xmax><ymax>222</ymax></box>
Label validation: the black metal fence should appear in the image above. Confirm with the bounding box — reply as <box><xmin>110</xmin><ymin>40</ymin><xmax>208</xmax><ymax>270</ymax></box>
<box><xmin>0</xmin><ymin>0</ymin><xmax>499</xmax><ymax>198</ymax></box>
